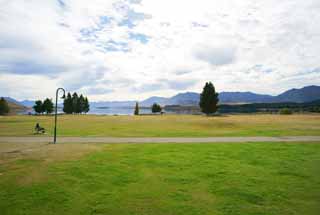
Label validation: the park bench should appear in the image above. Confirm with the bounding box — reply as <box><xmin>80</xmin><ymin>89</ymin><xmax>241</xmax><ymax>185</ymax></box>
<box><xmin>34</xmin><ymin>123</ymin><xmax>45</xmax><ymax>134</ymax></box>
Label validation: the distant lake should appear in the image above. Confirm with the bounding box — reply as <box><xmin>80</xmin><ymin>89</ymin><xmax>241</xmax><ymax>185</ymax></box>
<box><xmin>88</xmin><ymin>107</ymin><xmax>154</xmax><ymax>115</ymax></box>
<box><xmin>18</xmin><ymin>106</ymin><xmax>199</xmax><ymax>115</ymax></box>
<box><xmin>19</xmin><ymin>107</ymin><xmax>161</xmax><ymax>115</ymax></box>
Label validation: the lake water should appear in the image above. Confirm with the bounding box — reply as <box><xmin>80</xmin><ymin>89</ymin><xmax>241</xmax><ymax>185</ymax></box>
<box><xmin>88</xmin><ymin>107</ymin><xmax>154</xmax><ymax>115</ymax></box>
<box><xmin>19</xmin><ymin>107</ymin><xmax>198</xmax><ymax>115</ymax></box>
<box><xmin>20</xmin><ymin>107</ymin><xmax>160</xmax><ymax>115</ymax></box>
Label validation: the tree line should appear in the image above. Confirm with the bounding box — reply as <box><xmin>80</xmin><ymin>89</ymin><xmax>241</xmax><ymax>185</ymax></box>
<box><xmin>32</xmin><ymin>92</ymin><xmax>89</xmax><ymax>114</ymax></box>
<box><xmin>63</xmin><ymin>92</ymin><xmax>89</xmax><ymax>114</ymax></box>
<box><xmin>33</xmin><ymin>98</ymin><xmax>54</xmax><ymax>114</ymax></box>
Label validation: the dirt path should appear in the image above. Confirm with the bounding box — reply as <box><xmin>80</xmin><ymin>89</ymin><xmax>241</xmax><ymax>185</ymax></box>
<box><xmin>0</xmin><ymin>136</ymin><xmax>320</xmax><ymax>144</ymax></box>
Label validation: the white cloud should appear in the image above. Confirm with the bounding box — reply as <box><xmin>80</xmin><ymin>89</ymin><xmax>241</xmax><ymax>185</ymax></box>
<box><xmin>194</xmin><ymin>44</ymin><xmax>236</xmax><ymax>66</ymax></box>
<box><xmin>0</xmin><ymin>0</ymin><xmax>319</xmax><ymax>100</ymax></box>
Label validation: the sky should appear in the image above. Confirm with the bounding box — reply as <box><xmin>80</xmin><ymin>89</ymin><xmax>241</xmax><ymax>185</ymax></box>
<box><xmin>0</xmin><ymin>0</ymin><xmax>319</xmax><ymax>101</ymax></box>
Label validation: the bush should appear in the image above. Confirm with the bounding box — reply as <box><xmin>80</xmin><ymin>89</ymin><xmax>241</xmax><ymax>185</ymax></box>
<box><xmin>151</xmin><ymin>103</ymin><xmax>162</xmax><ymax>113</ymax></box>
<box><xmin>279</xmin><ymin>108</ymin><xmax>293</xmax><ymax>115</ymax></box>
<box><xmin>311</xmin><ymin>107</ymin><xmax>320</xmax><ymax>113</ymax></box>
<box><xmin>33</xmin><ymin>100</ymin><xmax>44</xmax><ymax>114</ymax></box>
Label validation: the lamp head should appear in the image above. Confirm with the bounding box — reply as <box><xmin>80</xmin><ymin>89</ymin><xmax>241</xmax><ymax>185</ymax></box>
<box><xmin>61</xmin><ymin>92</ymin><xmax>66</xmax><ymax>99</ymax></box>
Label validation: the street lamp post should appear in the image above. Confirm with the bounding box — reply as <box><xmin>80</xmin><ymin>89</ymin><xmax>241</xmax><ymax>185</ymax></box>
<box><xmin>54</xmin><ymin>88</ymin><xmax>65</xmax><ymax>144</ymax></box>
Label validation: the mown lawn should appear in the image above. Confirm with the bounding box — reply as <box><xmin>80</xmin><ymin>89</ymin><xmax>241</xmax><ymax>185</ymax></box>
<box><xmin>0</xmin><ymin>114</ymin><xmax>320</xmax><ymax>137</ymax></box>
<box><xmin>0</xmin><ymin>142</ymin><xmax>319</xmax><ymax>215</ymax></box>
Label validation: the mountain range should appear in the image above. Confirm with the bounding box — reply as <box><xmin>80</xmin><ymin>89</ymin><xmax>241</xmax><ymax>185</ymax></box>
<box><xmin>2</xmin><ymin>97</ymin><xmax>28</xmax><ymax>112</ymax></box>
<box><xmin>2</xmin><ymin>85</ymin><xmax>320</xmax><ymax>108</ymax></box>
<box><xmin>139</xmin><ymin>85</ymin><xmax>320</xmax><ymax>106</ymax></box>
<box><xmin>89</xmin><ymin>85</ymin><xmax>320</xmax><ymax>107</ymax></box>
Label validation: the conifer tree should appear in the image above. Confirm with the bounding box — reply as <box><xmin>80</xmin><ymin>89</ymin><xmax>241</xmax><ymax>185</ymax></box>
<box><xmin>134</xmin><ymin>102</ymin><xmax>139</xmax><ymax>115</ymax></box>
<box><xmin>199</xmin><ymin>82</ymin><xmax>219</xmax><ymax>115</ymax></box>
<box><xmin>84</xmin><ymin>97</ymin><xmax>90</xmax><ymax>113</ymax></box>
<box><xmin>0</xmin><ymin>97</ymin><xmax>10</xmax><ymax>115</ymax></box>
<box><xmin>78</xmin><ymin>94</ymin><xmax>85</xmax><ymax>114</ymax></box>
<box><xmin>63</xmin><ymin>93</ymin><xmax>73</xmax><ymax>114</ymax></box>
<box><xmin>63</xmin><ymin>92</ymin><xmax>89</xmax><ymax>114</ymax></box>
<box><xmin>72</xmin><ymin>92</ymin><xmax>79</xmax><ymax>114</ymax></box>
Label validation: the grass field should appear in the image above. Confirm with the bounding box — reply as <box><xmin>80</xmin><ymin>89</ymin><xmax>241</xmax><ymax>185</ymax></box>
<box><xmin>0</xmin><ymin>142</ymin><xmax>319</xmax><ymax>215</ymax></box>
<box><xmin>1</xmin><ymin>114</ymin><xmax>320</xmax><ymax>137</ymax></box>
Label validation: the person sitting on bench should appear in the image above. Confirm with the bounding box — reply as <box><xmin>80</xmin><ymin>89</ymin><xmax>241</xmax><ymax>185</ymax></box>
<box><xmin>35</xmin><ymin>123</ymin><xmax>45</xmax><ymax>134</ymax></box>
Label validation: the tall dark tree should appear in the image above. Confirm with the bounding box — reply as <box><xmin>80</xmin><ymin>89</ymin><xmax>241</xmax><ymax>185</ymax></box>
<box><xmin>78</xmin><ymin>94</ymin><xmax>85</xmax><ymax>114</ymax></box>
<box><xmin>0</xmin><ymin>97</ymin><xmax>10</xmax><ymax>115</ymax></box>
<box><xmin>84</xmin><ymin>97</ymin><xmax>90</xmax><ymax>113</ymax></box>
<box><xmin>72</xmin><ymin>92</ymin><xmax>79</xmax><ymax>114</ymax></box>
<box><xmin>43</xmin><ymin>98</ymin><xmax>54</xmax><ymax>114</ymax></box>
<box><xmin>33</xmin><ymin>100</ymin><xmax>44</xmax><ymax>114</ymax></box>
<box><xmin>63</xmin><ymin>93</ymin><xmax>73</xmax><ymax>114</ymax></box>
<box><xmin>199</xmin><ymin>82</ymin><xmax>219</xmax><ymax>115</ymax></box>
<box><xmin>63</xmin><ymin>92</ymin><xmax>89</xmax><ymax>114</ymax></box>
<box><xmin>151</xmin><ymin>103</ymin><xmax>162</xmax><ymax>113</ymax></box>
<box><xmin>134</xmin><ymin>102</ymin><xmax>139</xmax><ymax>115</ymax></box>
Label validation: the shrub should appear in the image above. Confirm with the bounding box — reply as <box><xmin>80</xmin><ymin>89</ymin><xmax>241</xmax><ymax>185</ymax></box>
<box><xmin>311</xmin><ymin>107</ymin><xmax>320</xmax><ymax>113</ymax></box>
<box><xmin>279</xmin><ymin>108</ymin><xmax>293</xmax><ymax>115</ymax></box>
<box><xmin>33</xmin><ymin>100</ymin><xmax>44</xmax><ymax>114</ymax></box>
<box><xmin>152</xmin><ymin>103</ymin><xmax>162</xmax><ymax>113</ymax></box>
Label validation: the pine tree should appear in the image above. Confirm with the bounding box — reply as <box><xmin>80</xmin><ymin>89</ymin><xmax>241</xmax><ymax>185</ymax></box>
<box><xmin>63</xmin><ymin>93</ymin><xmax>73</xmax><ymax>114</ymax></box>
<box><xmin>84</xmin><ymin>97</ymin><xmax>90</xmax><ymax>113</ymax></box>
<box><xmin>78</xmin><ymin>94</ymin><xmax>85</xmax><ymax>114</ymax></box>
<box><xmin>72</xmin><ymin>92</ymin><xmax>79</xmax><ymax>114</ymax></box>
<box><xmin>199</xmin><ymin>82</ymin><xmax>219</xmax><ymax>115</ymax></box>
<box><xmin>43</xmin><ymin>98</ymin><xmax>54</xmax><ymax>114</ymax></box>
<box><xmin>0</xmin><ymin>97</ymin><xmax>10</xmax><ymax>115</ymax></box>
<box><xmin>33</xmin><ymin>100</ymin><xmax>44</xmax><ymax>114</ymax></box>
<box><xmin>134</xmin><ymin>102</ymin><xmax>139</xmax><ymax>115</ymax></box>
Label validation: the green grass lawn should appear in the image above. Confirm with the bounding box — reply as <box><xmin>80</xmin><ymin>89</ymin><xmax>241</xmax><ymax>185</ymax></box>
<box><xmin>1</xmin><ymin>114</ymin><xmax>320</xmax><ymax>137</ymax></box>
<box><xmin>0</xmin><ymin>142</ymin><xmax>319</xmax><ymax>215</ymax></box>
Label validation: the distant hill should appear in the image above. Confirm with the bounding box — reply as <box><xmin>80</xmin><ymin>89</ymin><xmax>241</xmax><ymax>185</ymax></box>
<box><xmin>1</xmin><ymin>97</ymin><xmax>28</xmax><ymax>113</ymax></box>
<box><xmin>167</xmin><ymin>92</ymin><xmax>199</xmax><ymax>105</ymax></box>
<box><xmin>3</xmin><ymin>85</ymin><xmax>319</xmax><ymax>109</ymax></box>
<box><xmin>3</xmin><ymin>97</ymin><xmax>22</xmax><ymax>105</ymax></box>
<box><xmin>219</xmin><ymin>92</ymin><xmax>273</xmax><ymax>103</ymax></box>
<box><xmin>141</xmin><ymin>96</ymin><xmax>168</xmax><ymax>106</ymax></box>
<box><xmin>273</xmin><ymin>85</ymin><xmax>320</xmax><ymax>103</ymax></box>
<box><xmin>139</xmin><ymin>85</ymin><xmax>320</xmax><ymax>106</ymax></box>
<box><xmin>140</xmin><ymin>93</ymin><xmax>200</xmax><ymax>106</ymax></box>
<box><xmin>218</xmin><ymin>99</ymin><xmax>320</xmax><ymax>113</ymax></box>
<box><xmin>20</xmin><ymin>100</ymin><xmax>35</xmax><ymax>107</ymax></box>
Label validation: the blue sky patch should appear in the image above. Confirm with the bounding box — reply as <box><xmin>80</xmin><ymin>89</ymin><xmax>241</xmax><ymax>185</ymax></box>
<box><xmin>118</xmin><ymin>9</ymin><xmax>147</xmax><ymax>28</ymax></box>
<box><xmin>129</xmin><ymin>32</ymin><xmax>150</xmax><ymax>44</ymax></box>
<box><xmin>118</xmin><ymin>19</ymin><xmax>136</xmax><ymax>28</ymax></box>
<box><xmin>96</xmin><ymin>40</ymin><xmax>130</xmax><ymax>52</ymax></box>
<box><xmin>57</xmin><ymin>0</ymin><xmax>65</xmax><ymax>8</ymax></box>
<box><xmin>99</xmin><ymin>16</ymin><xmax>112</xmax><ymax>25</ymax></box>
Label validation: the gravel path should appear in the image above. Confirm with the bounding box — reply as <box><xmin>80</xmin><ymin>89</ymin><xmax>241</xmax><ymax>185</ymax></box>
<box><xmin>0</xmin><ymin>136</ymin><xmax>320</xmax><ymax>144</ymax></box>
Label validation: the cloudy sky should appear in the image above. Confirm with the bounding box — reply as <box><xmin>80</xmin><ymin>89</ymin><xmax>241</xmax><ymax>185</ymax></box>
<box><xmin>0</xmin><ymin>0</ymin><xmax>319</xmax><ymax>101</ymax></box>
